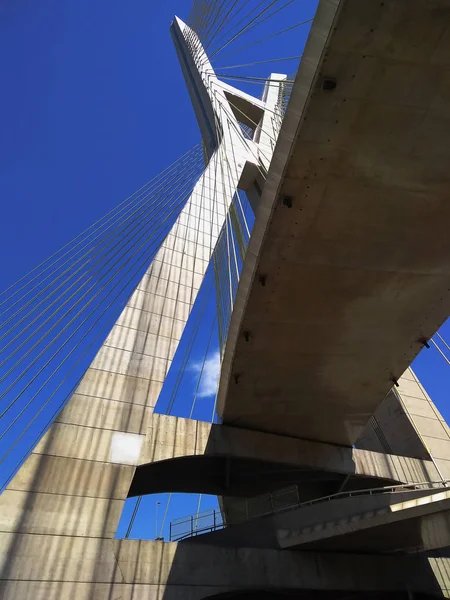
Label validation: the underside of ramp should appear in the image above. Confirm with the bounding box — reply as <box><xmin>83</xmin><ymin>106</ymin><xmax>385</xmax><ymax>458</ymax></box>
<box><xmin>218</xmin><ymin>0</ymin><xmax>450</xmax><ymax>447</ymax></box>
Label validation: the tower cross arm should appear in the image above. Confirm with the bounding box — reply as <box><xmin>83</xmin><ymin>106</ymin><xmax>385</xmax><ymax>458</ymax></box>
<box><xmin>171</xmin><ymin>16</ymin><xmax>287</xmax><ymax>181</ymax></box>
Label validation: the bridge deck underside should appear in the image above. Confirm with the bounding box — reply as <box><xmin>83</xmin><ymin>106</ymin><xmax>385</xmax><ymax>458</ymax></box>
<box><xmin>219</xmin><ymin>0</ymin><xmax>450</xmax><ymax>446</ymax></box>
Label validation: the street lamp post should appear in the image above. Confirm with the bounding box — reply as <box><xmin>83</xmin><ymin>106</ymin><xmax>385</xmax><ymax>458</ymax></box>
<box><xmin>155</xmin><ymin>501</ymin><xmax>161</xmax><ymax>540</ymax></box>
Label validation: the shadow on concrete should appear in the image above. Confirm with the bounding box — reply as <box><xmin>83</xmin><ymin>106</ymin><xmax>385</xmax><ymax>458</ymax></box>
<box><xmin>0</xmin><ymin>247</ymin><xmax>185</xmax><ymax>598</ymax></box>
<box><xmin>157</xmin><ymin>535</ymin><xmax>448</xmax><ymax>599</ymax></box>
<box><xmin>128</xmin><ymin>455</ymin><xmax>354</xmax><ymax>498</ymax></box>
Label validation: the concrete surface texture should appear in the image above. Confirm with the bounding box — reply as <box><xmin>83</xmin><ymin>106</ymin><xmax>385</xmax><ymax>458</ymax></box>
<box><xmin>397</xmin><ymin>368</ymin><xmax>450</xmax><ymax>480</ymax></box>
<box><xmin>127</xmin><ymin>413</ymin><xmax>439</xmax><ymax>498</ymax></box>
<box><xmin>356</xmin><ymin>371</ymin><xmax>432</xmax><ymax>460</ymax></box>
<box><xmin>184</xmin><ymin>487</ymin><xmax>449</xmax><ymax>549</ymax></box>
<box><xmin>0</xmin><ymin>534</ymin><xmax>448</xmax><ymax>599</ymax></box>
<box><xmin>217</xmin><ymin>0</ymin><xmax>450</xmax><ymax>447</ymax></box>
<box><xmin>1</xmin><ymin>1</ymin><xmax>450</xmax><ymax>598</ymax></box>
<box><xmin>277</xmin><ymin>488</ymin><xmax>450</xmax><ymax>552</ymax></box>
<box><xmin>357</xmin><ymin>367</ymin><xmax>450</xmax><ymax>479</ymax></box>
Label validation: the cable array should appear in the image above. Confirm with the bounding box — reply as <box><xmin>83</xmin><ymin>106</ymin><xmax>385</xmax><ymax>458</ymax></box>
<box><xmin>213</xmin><ymin>194</ymin><xmax>252</xmax><ymax>357</ymax></box>
<box><xmin>186</xmin><ymin>0</ymin><xmax>315</xmax><ymax>103</ymax></box>
<box><xmin>431</xmin><ymin>331</ymin><xmax>450</xmax><ymax>367</ymax></box>
<box><xmin>0</xmin><ymin>6</ymin><xmax>289</xmax><ymax>513</ymax></box>
<box><xmin>0</xmin><ymin>143</ymin><xmax>206</xmax><ymax>490</ymax></box>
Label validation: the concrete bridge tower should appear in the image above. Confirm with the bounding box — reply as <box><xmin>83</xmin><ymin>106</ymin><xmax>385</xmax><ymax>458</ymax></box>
<box><xmin>0</xmin><ymin>16</ymin><xmax>287</xmax><ymax>599</ymax></box>
<box><xmin>1</xmin><ymin>2</ymin><xmax>450</xmax><ymax>598</ymax></box>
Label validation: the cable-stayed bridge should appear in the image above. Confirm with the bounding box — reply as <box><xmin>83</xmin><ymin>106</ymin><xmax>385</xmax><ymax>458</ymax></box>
<box><xmin>1</xmin><ymin>0</ymin><xmax>450</xmax><ymax>598</ymax></box>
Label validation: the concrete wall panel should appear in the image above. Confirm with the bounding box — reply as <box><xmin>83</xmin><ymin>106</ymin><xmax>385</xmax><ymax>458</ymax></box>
<box><xmin>56</xmin><ymin>393</ymin><xmax>153</xmax><ymax>434</ymax></box>
<box><xmin>402</xmin><ymin>395</ymin><xmax>439</xmax><ymax>420</ymax></box>
<box><xmin>34</xmin><ymin>422</ymin><xmax>145</xmax><ymax>465</ymax></box>
<box><xmin>412</xmin><ymin>415</ymin><xmax>450</xmax><ymax>441</ymax></box>
<box><xmin>105</xmin><ymin>325</ymin><xmax>174</xmax><ymax>359</ymax></box>
<box><xmin>115</xmin><ymin>306</ymin><xmax>186</xmax><ymax>340</ymax></box>
<box><xmin>0</xmin><ymin>490</ymin><xmax>123</xmax><ymax>538</ymax></box>
<box><xmin>0</xmin><ymin>533</ymin><xmax>446</xmax><ymax>597</ymax></box>
<box><xmin>7</xmin><ymin>453</ymin><xmax>134</xmax><ymax>499</ymax></box>
<box><xmin>91</xmin><ymin>346</ymin><xmax>168</xmax><ymax>381</ymax></box>
<box><xmin>75</xmin><ymin>369</ymin><xmax>163</xmax><ymax>407</ymax></box>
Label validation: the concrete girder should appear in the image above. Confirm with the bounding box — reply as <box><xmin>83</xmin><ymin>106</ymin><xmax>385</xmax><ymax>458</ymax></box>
<box><xmin>127</xmin><ymin>415</ymin><xmax>439</xmax><ymax>498</ymax></box>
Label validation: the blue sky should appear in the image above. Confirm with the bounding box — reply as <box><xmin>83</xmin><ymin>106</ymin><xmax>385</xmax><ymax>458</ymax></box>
<box><xmin>0</xmin><ymin>0</ymin><xmax>448</xmax><ymax>540</ymax></box>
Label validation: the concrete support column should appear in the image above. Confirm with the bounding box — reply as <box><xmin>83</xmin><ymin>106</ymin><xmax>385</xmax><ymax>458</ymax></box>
<box><xmin>256</xmin><ymin>73</ymin><xmax>288</xmax><ymax>170</ymax></box>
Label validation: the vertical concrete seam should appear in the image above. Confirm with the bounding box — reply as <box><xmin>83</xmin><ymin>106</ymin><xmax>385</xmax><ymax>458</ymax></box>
<box><xmin>109</xmin><ymin>539</ymin><xmax>127</xmax><ymax>584</ymax></box>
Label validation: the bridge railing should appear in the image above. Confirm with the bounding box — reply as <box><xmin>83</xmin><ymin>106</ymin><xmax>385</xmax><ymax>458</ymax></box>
<box><xmin>169</xmin><ymin>480</ymin><xmax>450</xmax><ymax>541</ymax></box>
<box><xmin>170</xmin><ymin>508</ymin><xmax>226</xmax><ymax>541</ymax></box>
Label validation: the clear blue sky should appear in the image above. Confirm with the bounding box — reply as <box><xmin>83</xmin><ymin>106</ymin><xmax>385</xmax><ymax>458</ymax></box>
<box><xmin>0</xmin><ymin>0</ymin><xmax>448</xmax><ymax>540</ymax></box>
<box><xmin>0</xmin><ymin>0</ymin><xmax>199</xmax><ymax>283</ymax></box>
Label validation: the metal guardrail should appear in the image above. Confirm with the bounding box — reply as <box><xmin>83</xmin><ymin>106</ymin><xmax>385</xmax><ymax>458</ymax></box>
<box><xmin>170</xmin><ymin>508</ymin><xmax>226</xmax><ymax>541</ymax></box>
<box><xmin>169</xmin><ymin>479</ymin><xmax>450</xmax><ymax>541</ymax></box>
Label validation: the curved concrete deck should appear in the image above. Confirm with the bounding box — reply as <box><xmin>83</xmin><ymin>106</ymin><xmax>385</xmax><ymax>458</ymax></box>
<box><xmin>217</xmin><ymin>0</ymin><xmax>450</xmax><ymax>446</ymax></box>
<box><xmin>126</xmin><ymin>414</ymin><xmax>438</xmax><ymax>498</ymax></box>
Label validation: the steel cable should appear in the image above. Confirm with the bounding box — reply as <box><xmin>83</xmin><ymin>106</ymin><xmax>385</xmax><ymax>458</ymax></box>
<box><xmin>0</xmin><ymin>161</ymin><xmax>206</xmax><ymax>383</ymax></box>
<box><xmin>0</xmin><ymin>164</ymin><xmax>205</xmax><ymax>419</ymax></box>
<box><xmin>217</xmin><ymin>18</ymin><xmax>313</xmax><ymax>60</ymax></box>
<box><xmin>0</xmin><ymin>171</ymin><xmax>205</xmax><ymax>464</ymax></box>
<box><xmin>0</xmin><ymin>146</ymin><xmax>204</xmax><ymax>334</ymax></box>
<box><xmin>0</xmin><ymin>144</ymin><xmax>202</xmax><ymax>310</ymax></box>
